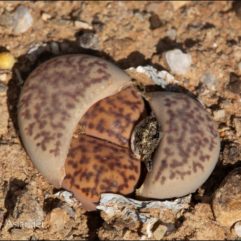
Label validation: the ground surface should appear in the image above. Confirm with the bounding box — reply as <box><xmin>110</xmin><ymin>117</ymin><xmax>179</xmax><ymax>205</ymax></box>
<box><xmin>0</xmin><ymin>1</ymin><xmax>241</xmax><ymax>240</ymax></box>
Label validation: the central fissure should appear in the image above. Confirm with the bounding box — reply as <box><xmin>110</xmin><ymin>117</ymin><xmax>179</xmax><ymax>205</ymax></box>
<box><xmin>131</xmin><ymin>115</ymin><xmax>161</xmax><ymax>172</ymax></box>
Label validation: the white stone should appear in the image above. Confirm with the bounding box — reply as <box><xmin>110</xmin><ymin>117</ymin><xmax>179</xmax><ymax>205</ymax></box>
<box><xmin>164</xmin><ymin>49</ymin><xmax>192</xmax><ymax>75</ymax></box>
<box><xmin>52</xmin><ymin>190</ymin><xmax>78</xmax><ymax>206</ymax></box>
<box><xmin>234</xmin><ymin>221</ymin><xmax>241</xmax><ymax>237</ymax></box>
<box><xmin>12</xmin><ymin>6</ymin><xmax>33</xmax><ymax>34</ymax></box>
<box><xmin>41</xmin><ymin>13</ymin><xmax>51</xmax><ymax>21</ymax></box>
<box><xmin>131</xmin><ymin>65</ymin><xmax>177</xmax><ymax>88</ymax></box>
<box><xmin>74</xmin><ymin>20</ymin><xmax>93</xmax><ymax>30</ymax></box>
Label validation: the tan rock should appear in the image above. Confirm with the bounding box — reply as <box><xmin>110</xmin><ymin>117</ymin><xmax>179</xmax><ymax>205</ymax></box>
<box><xmin>167</xmin><ymin>203</ymin><xmax>227</xmax><ymax>240</ymax></box>
<box><xmin>48</xmin><ymin>208</ymin><xmax>70</xmax><ymax>232</ymax></box>
<box><xmin>212</xmin><ymin>168</ymin><xmax>241</xmax><ymax>227</ymax></box>
<box><xmin>5</xmin><ymin>189</ymin><xmax>45</xmax><ymax>230</ymax></box>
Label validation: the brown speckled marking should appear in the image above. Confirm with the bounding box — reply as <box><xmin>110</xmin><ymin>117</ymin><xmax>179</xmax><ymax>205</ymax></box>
<box><xmin>59</xmin><ymin>84</ymin><xmax>144</xmax><ymax>206</ymax></box>
<box><xmin>154</xmin><ymin>93</ymin><xmax>219</xmax><ymax>183</ymax></box>
<box><xmin>63</xmin><ymin>134</ymin><xmax>140</xmax><ymax>202</ymax></box>
<box><xmin>18</xmin><ymin>55</ymin><xmax>112</xmax><ymax>156</ymax></box>
<box><xmin>79</xmin><ymin>86</ymin><xmax>145</xmax><ymax>148</ymax></box>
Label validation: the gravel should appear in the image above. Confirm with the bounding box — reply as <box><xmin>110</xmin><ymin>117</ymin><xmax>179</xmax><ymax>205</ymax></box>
<box><xmin>163</xmin><ymin>49</ymin><xmax>192</xmax><ymax>75</ymax></box>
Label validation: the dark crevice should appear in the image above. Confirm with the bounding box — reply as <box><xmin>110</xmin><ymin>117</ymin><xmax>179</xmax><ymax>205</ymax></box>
<box><xmin>156</xmin><ymin>37</ymin><xmax>185</xmax><ymax>55</ymax></box>
<box><xmin>87</xmin><ymin>211</ymin><xmax>103</xmax><ymax>241</ymax></box>
<box><xmin>43</xmin><ymin>197</ymin><xmax>62</xmax><ymax>214</ymax></box>
<box><xmin>3</xmin><ymin>179</ymin><xmax>27</xmax><ymax>227</ymax></box>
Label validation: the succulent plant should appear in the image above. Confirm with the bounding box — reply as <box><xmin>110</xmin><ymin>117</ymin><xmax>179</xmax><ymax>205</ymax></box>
<box><xmin>18</xmin><ymin>54</ymin><xmax>220</xmax><ymax>211</ymax></box>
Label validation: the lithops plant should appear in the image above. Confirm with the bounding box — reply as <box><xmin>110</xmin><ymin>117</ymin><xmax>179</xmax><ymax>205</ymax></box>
<box><xmin>18</xmin><ymin>53</ymin><xmax>220</xmax><ymax>210</ymax></box>
<box><xmin>18</xmin><ymin>54</ymin><xmax>144</xmax><ymax>210</ymax></box>
<box><xmin>134</xmin><ymin>91</ymin><xmax>220</xmax><ymax>199</ymax></box>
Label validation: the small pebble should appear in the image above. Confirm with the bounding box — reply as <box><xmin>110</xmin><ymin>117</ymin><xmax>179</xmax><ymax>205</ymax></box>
<box><xmin>12</xmin><ymin>6</ymin><xmax>33</xmax><ymax>34</ymax></box>
<box><xmin>166</xmin><ymin>28</ymin><xmax>177</xmax><ymax>41</ymax></box>
<box><xmin>201</xmin><ymin>72</ymin><xmax>217</xmax><ymax>91</ymax></box>
<box><xmin>152</xmin><ymin>224</ymin><xmax>167</xmax><ymax>240</ymax></box>
<box><xmin>77</xmin><ymin>31</ymin><xmax>99</xmax><ymax>50</ymax></box>
<box><xmin>149</xmin><ymin>13</ymin><xmax>163</xmax><ymax>30</ymax></box>
<box><xmin>164</xmin><ymin>49</ymin><xmax>192</xmax><ymax>75</ymax></box>
<box><xmin>74</xmin><ymin>20</ymin><xmax>93</xmax><ymax>30</ymax></box>
<box><xmin>233</xmin><ymin>221</ymin><xmax>241</xmax><ymax>237</ymax></box>
<box><xmin>0</xmin><ymin>52</ymin><xmax>16</xmax><ymax>70</ymax></box>
<box><xmin>213</xmin><ymin>109</ymin><xmax>226</xmax><ymax>122</ymax></box>
<box><xmin>41</xmin><ymin>12</ymin><xmax>52</xmax><ymax>21</ymax></box>
<box><xmin>49</xmin><ymin>42</ymin><xmax>60</xmax><ymax>55</ymax></box>
<box><xmin>0</xmin><ymin>73</ymin><xmax>9</xmax><ymax>83</ymax></box>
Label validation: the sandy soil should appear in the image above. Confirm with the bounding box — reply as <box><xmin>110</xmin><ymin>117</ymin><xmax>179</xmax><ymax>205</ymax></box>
<box><xmin>0</xmin><ymin>1</ymin><xmax>241</xmax><ymax>240</ymax></box>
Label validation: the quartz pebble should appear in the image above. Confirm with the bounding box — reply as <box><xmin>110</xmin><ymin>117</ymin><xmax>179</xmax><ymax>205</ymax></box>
<box><xmin>51</xmin><ymin>190</ymin><xmax>78</xmax><ymax>206</ymax></box>
<box><xmin>164</xmin><ymin>49</ymin><xmax>192</xmax><ymax>75</ymax></box>
<box><xmin>12</xmin><ymin>6</ymin><xmax>33</xmax><ymax>34</ymax></box>
<box><xmin>127</xmin><ymin>65</ymin><xmax>177</xmax><ymax>87</ymax></box>
<box><xmin>233</xmin><ymin>221</ymin><xmax>241</xmax><ymax>237</ymax></box>
<box><xmin>212</xmin><ymin>168</ymin><xmax>241</xmax><ymax>227</ymax></box>
<box><xmin>201</xmin><ymin>72</ymin><xmax>217</xmax><ymax>91</ymax></box>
